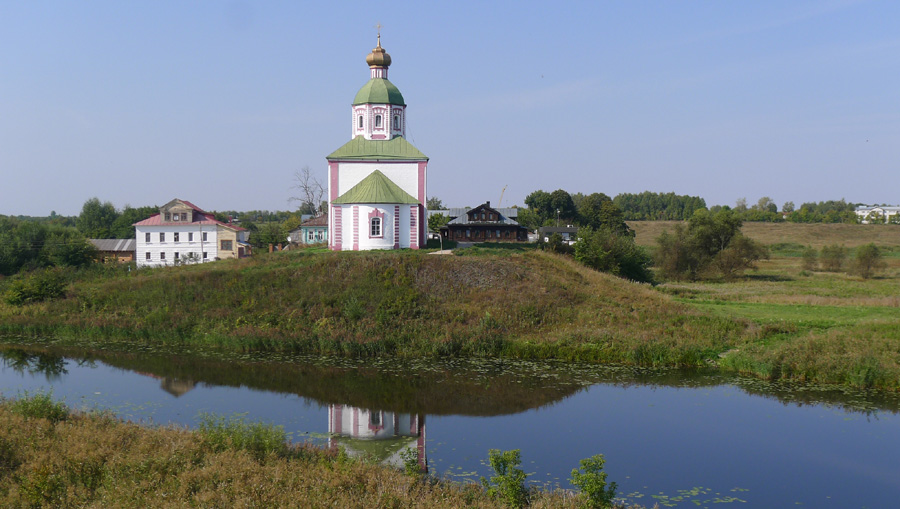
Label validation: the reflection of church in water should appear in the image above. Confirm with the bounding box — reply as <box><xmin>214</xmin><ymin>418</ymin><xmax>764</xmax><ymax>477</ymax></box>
<box><xmin>328</xmin><ymin>404</ymin><xmax>427</xmax><ymax>472</ymax></box>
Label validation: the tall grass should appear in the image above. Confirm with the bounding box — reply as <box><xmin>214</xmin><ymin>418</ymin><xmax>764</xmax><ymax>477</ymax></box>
<box><xmin>0</xmin><ymin>398</ymin><xmax>590</xmax><ymax>508</ymax></box>
<box><xmin>197</xmin><ymin>413</ymin><xmax>290</xmax><ymax>460</ymax></box>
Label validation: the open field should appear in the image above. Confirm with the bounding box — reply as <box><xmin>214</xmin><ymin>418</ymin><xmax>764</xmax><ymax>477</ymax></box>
<box><xmin>630</xmin><ymin>221</ymin><xmax>900</xmax><ymax>249</ymax></box>
<box><xmin>660</xmin><ymin>249</ymin><xmax>900</xmax><ymax>389</ymax></box>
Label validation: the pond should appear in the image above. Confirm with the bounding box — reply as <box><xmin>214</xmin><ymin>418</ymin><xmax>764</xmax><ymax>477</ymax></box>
<box><xmin>1</xmin><ymin>340</ymin><xmax>899</xmax><ymax>508</ymax></box>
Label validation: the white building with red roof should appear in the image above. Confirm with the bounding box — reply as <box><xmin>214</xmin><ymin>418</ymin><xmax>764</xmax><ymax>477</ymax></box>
<box><xmin>133</xmin><ymin>199</ymin><xmax>251</xmax><ymax>268</ymax></box>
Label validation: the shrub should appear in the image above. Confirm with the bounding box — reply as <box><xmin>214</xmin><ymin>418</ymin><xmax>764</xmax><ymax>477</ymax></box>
<box><xmin>819</xmin><ymin>244</ymin><xmax>847</xmax><ymax>272</ymax></box>
<box><xmin>570</xmin><ymin>454</ymin><xmax>618</xmax><ymax>508</ymax></box>
<box><xmin>4</xmin><ymin>268</ymin><xmax>67</xmax><ymax>306</ymax></box>
<box><xmin>709</xmin><ymin>234</ymin><xmax>768</xmax><ymax>280</ymax></box>
<box><xmin>574</xmin><ymin>227</ymin><xmax>653</xmax><ymax>283</ymax></box>
<box><xmin>481</xmin><ymin>449</ymin><xmax>529</xmax><ymax>508</ymax></box>
<box><xmin>7</xmin><ymin>390</ymin><xmax>69</xmax><ymax>423</ymax></box>
<box><xmin>801</xmin><ymin>246</ymin><xmax>818</xmax><ymax>271</ymax></box>
<box><xmin>399</xmin><ymin>447</ymin><xmax>424</xmax><ymax>479</ymax></box>
<box><xmin>852</xmin><ymin>243</ymin><xmax>886</xmax><ymax>279</ymax></box>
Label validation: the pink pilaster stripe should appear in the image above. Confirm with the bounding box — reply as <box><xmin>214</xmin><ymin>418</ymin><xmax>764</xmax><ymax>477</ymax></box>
<box><xmin>329</xmin><ymin>162</ymin><xmax>339</xmax><ymax>201</ymax></box>
<box><xmin>410</xmin><ymin>206</ymin><xmax>419</xmax><ymax>250</ymax></box>
<box><xmin>353</xmin><ymin>206</ymin><xmax>359</xmax><ymax>251</ymax></box>
<box><xmin>417</xmin><ymin>162</ymin><xmax>426</xmax><ymax>204</ymax></box>
<box><xmin>332</xmin><ymin>405</ymin><xmax>342</xmax><ymax>433</ymax></box>
<box><xmin>393</xmin><ymin>205</ymin><xmax>400</xmax><ymax>249</ymax></box>
<box><xmin>332</xmin><ymin>207</ymin><xmax>342</xmax><ymax>251</ymax></box>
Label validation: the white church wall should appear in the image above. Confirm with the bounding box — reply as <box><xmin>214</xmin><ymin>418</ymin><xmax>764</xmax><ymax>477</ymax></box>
<box><xmin>333</xmin><ymin>204</ymin><xmax>418</xmax><ymax>251</ymax></box>
<box><xmin>336</xmin><ymin>162</ymin><xmax>420</xmax><ymax>202</ymax></box>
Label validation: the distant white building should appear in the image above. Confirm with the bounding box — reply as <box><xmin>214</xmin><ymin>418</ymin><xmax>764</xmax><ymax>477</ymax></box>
<box><xmin>855</xmin><ymin>205</ymin><xmax>900</xmax><ymax>224</ymax></box>
<box><xmin>134</xmin><ymin>199</ymin><xmax>251</xmax><ymax>268</ymax></box>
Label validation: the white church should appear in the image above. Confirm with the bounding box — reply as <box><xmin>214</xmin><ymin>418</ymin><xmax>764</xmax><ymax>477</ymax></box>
<box><xmin>327</xmin><ymin>35</ymin><xmax>428</xmax><ymax>251</ymax></box>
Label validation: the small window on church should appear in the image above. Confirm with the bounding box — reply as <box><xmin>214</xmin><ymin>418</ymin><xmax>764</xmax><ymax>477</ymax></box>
<box><xmin>393</xmin><ymin>115</ymin><xmax>399</xmax><ymax>129</ymax></box>
<box><xmin>375</xmin><ymin>115</ymin><xmax>382</xmax><ymax>128</ymax></box>
<box><xmin>358</xmin><ymin>115</ymin><xmax>363</xmax><ymax>129</ymax></box>
<box><xmin>371</xmin><ymin>217</ymin><xmax>382</xmax><ymax>237</ymax></box>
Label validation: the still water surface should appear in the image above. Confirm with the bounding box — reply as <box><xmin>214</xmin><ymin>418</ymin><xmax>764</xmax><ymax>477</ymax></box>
<box><xmin>1</xmin><ymin>342</ymin><xmax>898</xmax><ymax>508</ymax></box>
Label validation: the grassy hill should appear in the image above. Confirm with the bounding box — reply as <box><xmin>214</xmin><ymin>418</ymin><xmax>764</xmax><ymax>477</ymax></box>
<box><xmin>3</xmin><ymin>225</ymin><xmax>900</xmax><ymax>390</ymax></box>
<box><xmin>0</xmin><ymin>248</ymin><xmax>744</xmax><ymax>367</ymax></box>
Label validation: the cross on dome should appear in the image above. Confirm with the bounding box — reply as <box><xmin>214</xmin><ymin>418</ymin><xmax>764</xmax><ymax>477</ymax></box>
<box><xmin>366</xmin><ymin>24</ymin><xmax>391</xmax><ymax>69</ymax></box>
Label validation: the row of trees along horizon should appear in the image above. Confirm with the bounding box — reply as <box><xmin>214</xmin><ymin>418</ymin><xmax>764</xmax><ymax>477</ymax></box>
<box><xmin>0</xmin><ymin>190</ymin><xmax>892</xmax><ymax>280</ymax></box>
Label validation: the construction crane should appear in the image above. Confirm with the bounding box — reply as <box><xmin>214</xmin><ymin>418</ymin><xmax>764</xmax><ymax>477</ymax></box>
<box><xmin>498</xmin><ymin>185</ymin><xmax>508</xmax><ymax>207</ymax></box>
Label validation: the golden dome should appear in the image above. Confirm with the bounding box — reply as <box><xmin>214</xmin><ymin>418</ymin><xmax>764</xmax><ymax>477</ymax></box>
<box><xmin>365</xmin><ymin>34</ymin><xmax>391</xmax><ymax>68</ymax></box>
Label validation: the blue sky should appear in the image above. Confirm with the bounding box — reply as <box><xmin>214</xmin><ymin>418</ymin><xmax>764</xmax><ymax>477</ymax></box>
<box><xmin>2</xmin><ymin>1</ymin><xmax>898</xmax><ymax>216</ymax></box>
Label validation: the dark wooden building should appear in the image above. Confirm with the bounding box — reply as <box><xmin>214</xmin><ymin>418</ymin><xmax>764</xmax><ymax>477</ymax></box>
<box><xmin>440</xmin><ymin>202</ymin><xmax>529</xmax><ymax>242</ymax></box>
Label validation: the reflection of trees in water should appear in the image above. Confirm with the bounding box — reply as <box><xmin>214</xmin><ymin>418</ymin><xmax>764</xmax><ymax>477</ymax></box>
<box><xmin>1</xmin><ymin>342</ymin><xmax>898</xmax><ymax>416</ymax></box>
<box><xmin>0</xmin><ymin>348</ymin><xmax>70</xmax><ymax>380</ymax></box>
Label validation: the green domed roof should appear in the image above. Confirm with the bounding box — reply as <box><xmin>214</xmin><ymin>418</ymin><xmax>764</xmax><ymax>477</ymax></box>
<box><xmin>353</xmin><ymin>78</ymin><xmax>405</xmax><ymax>106</ymax></box>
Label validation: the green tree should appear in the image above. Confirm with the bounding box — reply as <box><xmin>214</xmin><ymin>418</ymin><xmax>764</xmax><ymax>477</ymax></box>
<box><xmin>252</xmin><ymin>222</ymin><xmax>287</xmax><ymax>249</ymax></box>
<box><xmin>41</xmin><ymin>227</ymin><xmax>97</xmax><ymax>268</ymax></box>
<box><xmin>548</xmin><ymin>189</ymin><xmax>577</xmax><ymax>225</ymax></box>
<box><xmin>76</xmin><ymin>198</ymin><xmax>119</xmax><ymax>239</ymax></box>
<box><xmin>578</xmin><ymin>194</ymin><xmax>630</xmax><ymax>236</ymax></box>
<box><xmin>281</xmin><ymin>214</ymin><xmax>306</xmax><ymax>234</ymax></box>
<box><xmin>782</xmin><ymin>201</ymin><xmax>795</xmax><ymax>214</ymax></box>
<box><xmin>655</xmin><ymin>209</ymin><xmax>763</xmax><ymax>280</ymax></box>
<box><xmin>524</xmin><ymin>189</ymin><xmax>553</xmax><ymax>224</ymax></box>
<box><xmin>0</xmin><ymin>216</ymin><xmax>95</xmax><ymax>276</ymax></box>
<box><xmin>514</xmin><ymin>208</ymin><xmax>542</xmax><ymax>230</ymax></box>
<box><xmin>754</xmin><ymin>196</ymin><xmax>777</xmax><ymax>213</ymax></box>
<box><xmin>110</xmin><ymin>205</ymin><xmax>158</xmax><ymax>238</ymax></box>
<box><xmin>613</xmin><ymin>191</ymin><xmax>706</xmax><ymax>220</ymax></box>
<box><xmin>852</xmin><ymin>243</ymin><xmax>886</xmax><ymax>279</ymax></box>
<box><xmin>574</xmin><ymin>227</ymin><xmax>653</xmax><ymax>283</ymax></box>
<box><xmin>426</xmin><ymin>196</ymin><xmax>444</xmax><ymax>210</ymax></box>
<box><xmin>427</xmin><ymin>213</ymin><xmax>450</xmax><ymax>233</ymax></box>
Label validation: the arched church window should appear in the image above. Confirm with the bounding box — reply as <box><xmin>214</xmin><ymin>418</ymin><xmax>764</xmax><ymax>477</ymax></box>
<box><xmin>393</xmin><ymin>115</ymin><xmax>400</xmax><ymax>129</ymax></box>
<box><xmin>375</xmin><ymin>115</ymin><xmax>382</xmax><ymax>128</ymax></box>
<box><xmin>358</xmin><ymin>115</ymin><xmax>363</xmax><ymax>128</ymax></box>
<box><xmin>371</xmin><ymin>217</ymin><xmax>382</xmax><ymax>237</ymax></box>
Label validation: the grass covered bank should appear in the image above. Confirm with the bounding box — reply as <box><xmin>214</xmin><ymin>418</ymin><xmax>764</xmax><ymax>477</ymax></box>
<box><xmin>0</xmin><ymin>248</ymin><xmax>744</xmax><ymax>367</ymax></box>
<box><xmin>0</xmin><ymin>394</ymin><xmax>591</xmax><ymax>508</ymax></box>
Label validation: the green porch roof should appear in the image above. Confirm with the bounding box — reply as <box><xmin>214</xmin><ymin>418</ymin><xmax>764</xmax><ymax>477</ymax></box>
<box><xmin>327</xmin><ymin>135</ymin><xmax>428</xmax><ymax>161</ymax></box>
<box><xmin>353</xmin><ymin>78</ymin><xmax>405</xmax><ymax>106</ymax></box>
<box><xmin>332</xmin><ymin>170</ymin><xmax>420</xmax><ymax>205</ymax></box>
